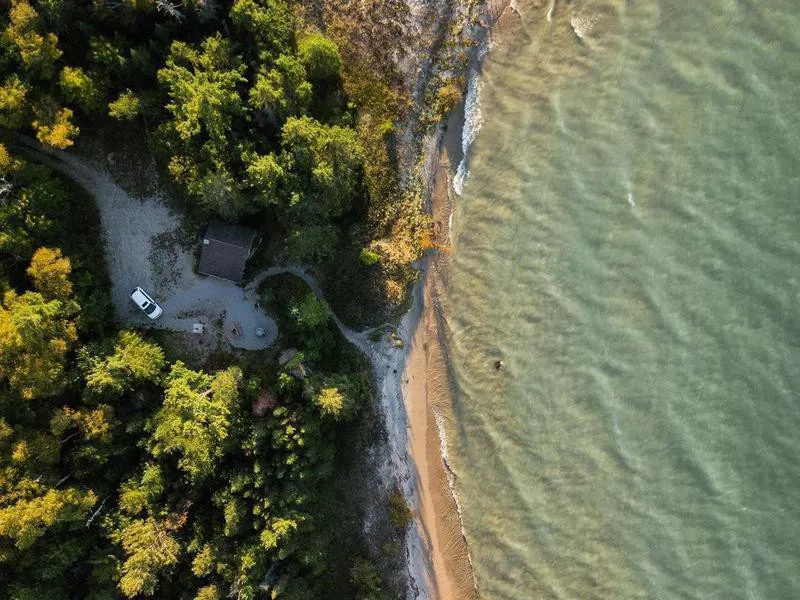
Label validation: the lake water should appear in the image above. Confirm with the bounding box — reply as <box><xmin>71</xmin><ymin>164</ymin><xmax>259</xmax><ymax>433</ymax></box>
<box><xmin>445</xmin><ymin>1</ymin><xmax>800</xmax><ymax>598</ymax></box>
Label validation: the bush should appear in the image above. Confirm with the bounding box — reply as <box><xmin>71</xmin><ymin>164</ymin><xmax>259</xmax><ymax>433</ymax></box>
<box><xmin>298</xmin><ymin>32</ymin><xmax>343</xmax><ymax>81</ymax></box>
<box><xmin>359</xmin><ymin>248</ymin><xmax>380</xmax><ymax>266</ymax></box>
<box><xmin>290</xmin><ymin>292</ymin><xmax>329</xmax><ymax>331</ymax></box>
<box><xmin>386</xmin><ymin>490</ymin><xmax>412</xmax><ymax>529</ymax></box>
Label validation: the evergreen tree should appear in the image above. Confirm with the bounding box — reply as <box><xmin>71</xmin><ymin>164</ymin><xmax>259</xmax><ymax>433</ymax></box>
<box><xmin>86</xmin><ymin>330</ymin><xmax>165</xmax><ymax>396</ymax></box>
<box><xmin>150</xmin><ymin>363</ymin><xmax>242</xmax><ymax>480</ymax></box>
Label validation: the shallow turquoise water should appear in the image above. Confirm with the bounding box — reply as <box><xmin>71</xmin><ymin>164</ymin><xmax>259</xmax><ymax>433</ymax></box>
<box><xmin>447</xmin><ymin>1</ymin><xmax>800</xmax><ymax>598</ymax></box>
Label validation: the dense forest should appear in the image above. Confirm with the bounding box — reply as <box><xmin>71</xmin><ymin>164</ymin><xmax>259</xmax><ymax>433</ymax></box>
<box><xmin>0</xmin><ymin>0</ymin><xmax>427</xmax><ymax>323</ymax></box>
<box><xmin>0</xmin><ymin>0</ymin><xmax>424</xmax><ymax>597</ymax></box>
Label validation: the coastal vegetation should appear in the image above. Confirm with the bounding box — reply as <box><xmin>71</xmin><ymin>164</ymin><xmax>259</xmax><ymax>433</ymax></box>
<box><xmin>0</xmin><ymin>152</ymin><xmax>393</xmax><ymax>597</ymax></box>
<box><xmin>0</xmin><ymin>0</ymin><xmax>428</xmax><ymax>327</ymax></box>
<box><xmin>0</xmin><ymin>0</ymin><xmax>446</xmax><ymax>595</ymax></box>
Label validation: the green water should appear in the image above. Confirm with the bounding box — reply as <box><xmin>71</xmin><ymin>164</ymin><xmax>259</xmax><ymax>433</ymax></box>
<box><xmin>446</xmin><ymin>1</ymin><xmax>800</xmax><ymax>598</ymax></box>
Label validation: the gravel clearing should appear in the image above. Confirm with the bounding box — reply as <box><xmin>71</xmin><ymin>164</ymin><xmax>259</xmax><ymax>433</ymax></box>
<box><xmin>16</xmin><ymin>137</ymin><xmax>276</xmax><ymax>350</ymax></box>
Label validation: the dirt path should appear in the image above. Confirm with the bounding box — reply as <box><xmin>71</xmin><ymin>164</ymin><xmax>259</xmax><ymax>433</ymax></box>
<box><xmin>14</xmin><ymin>135</ymin><xmax>276</xmax><ymax>350</ymax></box>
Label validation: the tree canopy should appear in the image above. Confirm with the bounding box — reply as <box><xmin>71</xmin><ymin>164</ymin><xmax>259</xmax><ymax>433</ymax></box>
<box><xmin>0</xmin><ymin>252</ymin><xmax>78</xmax><ymax>399</ymax></box>
<box><xmin>150</xmin><ymin>363</ymin><xmax>242</xmax><ymax>481</ymax></box>
<box><xmin>0</xmin><ymin>0</ymin><xmax>417</xmax><ymax>591</ymax></box>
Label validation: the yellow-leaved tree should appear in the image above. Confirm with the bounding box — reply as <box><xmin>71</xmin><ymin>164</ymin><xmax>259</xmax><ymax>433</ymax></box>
<box><xmin>33</xmin><ymin>105</ymin><xmax>79</xmax><ymax>149</ymax></box>
<box><xmin>3</xmin><ymin>0</ymin><xmax>62</xmax><ymax>78</ymax></box>
<box><xmin>26</xmin><ymin>247</ymin><xmax>73</xmax><ymax>301</ymax></box>
<box><xmin>0</xmin><ymin>248</ymin><xmax>79</xmax><ymax>399</ymax></box>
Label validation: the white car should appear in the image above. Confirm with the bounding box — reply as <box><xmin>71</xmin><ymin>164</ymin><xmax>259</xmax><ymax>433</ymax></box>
<box><xmin>130</xmin><ymin>287</ymin><xmax>163</xmax><ymax>319</ymax></box>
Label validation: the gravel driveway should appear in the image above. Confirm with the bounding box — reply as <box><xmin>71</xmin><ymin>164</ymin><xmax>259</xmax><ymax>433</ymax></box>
<box><xmin>17</xmin><ymin>137</ymin><xmax>276</xmax><ymax>350</ymax></box>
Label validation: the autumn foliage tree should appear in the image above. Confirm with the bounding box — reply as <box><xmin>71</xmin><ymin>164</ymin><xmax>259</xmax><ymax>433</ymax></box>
<box><xmin>26</xmin><ymin>247</ymin><xmax>72</xmax><ymax>300</ymax></box>
<box><xmin>0</xmin><ymin>250</ymin><xmax>78</xmax><ymax>399</ymax></box>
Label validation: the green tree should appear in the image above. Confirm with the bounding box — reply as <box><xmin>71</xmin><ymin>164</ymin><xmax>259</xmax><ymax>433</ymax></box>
<box><xmin>119</xmin><ymin>464</ymin><xmax>163</xmax><ymax>515</ymax></box>
<box><xmin>386</xmin><ymin>490</ymin><xmax>411</xmax><ymax>529</ymax></box>
<box><xmin>188</xmin><ymin>164</ymin><xmax>245</xmax><ymax>219</ymax></box>
<box><xmin>243</xmin><ymin>150</ymin><xmax>285</xmax><ymax>206</ymax></box>
<box><xmin>157</xmin><ymin>35</ymin><xmax>248</xmax><ymax>217</ymax></box>
<box><xmin>88</xmin><ymin>36</ymin><xmax>128</xmax><ymax>80</ymax></box>
<box><xmin>259</xmin><ymin>515</ymin><xmax>300</xmax><ymax>551</ymax></box>
<box><xmin>86</xmin><ymin>330</ymin><xmax>165</xmax><ymax>396</ymax></box>
<box><xmin>58</xmin><ymin>66</ymin><xmax>100</xmax><ymax>112</ymax></box>
<box><xmin>229</xmin><ymin>0</ymin><xmax>294</xmax><ymax>59</ymax></box>
<box><xmin>117</xmin><ymin>517</ymin><xmax>181</xmax><ymax>598</ymax></box>
<box><xmin>0</xmin><ymin>165</ymin><xmax>68</xmax><ymax>258</ymax></box>
<box><xmin>349</xmin><ymin>557</ymin><xmax>389</xmax><ymax>600</ymax></box>
<box><xmin>50</xmin><ymin>405</ymin><xmax>115</xmax><ymax>444</ymax></box>
<box><xmin>281</xmin><ymin>116</ymin><xmax>363</xmax><ymax>220</ymax></box>
<box><xmin>290</xmin><ymin>292</ymin><xmax>328</xmax><ymax>331</ymax></box>
<box><xmin>298</xmin><ymin>33</ymin><xmax>342</xmax><ymax>82</ymax></box>
<box><xmin>108</xmin><ymin>90</ymin><xmax>141</xmax><ymax>121</ymax></box>
<box><xmin>248</xmin><ymin>54</ymin><xmax>311</xmax><ymax>121</ymax></box>
<box><xmin>157</xmin><ymin>35</ymin><xmax>246</xmax><ymax>145</ymax></box>
<box><xmin>150</xmin><ymin>363</ymin><xmax>242</xmax><ymax>480</ymax></box>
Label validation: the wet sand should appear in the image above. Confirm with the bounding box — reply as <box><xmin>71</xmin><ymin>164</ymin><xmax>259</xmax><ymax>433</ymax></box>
<box><xmin>400</xmin><ymin>3</ymin><xmax>523</xmax><ymax>596</ymax></box>
<box><xmin>402</xmin><ymin>99</ymin><xmax>478</xmax><ymax>600</ymax></box>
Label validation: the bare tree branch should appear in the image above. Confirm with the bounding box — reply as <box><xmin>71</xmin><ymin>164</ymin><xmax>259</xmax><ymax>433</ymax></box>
<box><xmin>86</xmin><ymin>496</ymin><xmax>109</xmax><ymax>528</ymax></box>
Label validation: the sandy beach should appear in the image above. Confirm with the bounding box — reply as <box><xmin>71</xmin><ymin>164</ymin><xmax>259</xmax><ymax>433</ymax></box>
<box><xmin>397</xmin><ymin>2</ymin><xmax>522</xmax><ymax>597</ymax></box>
<box><xmin>401</xmin><ymin>95</ymin><xmax>479</xmax><ymax>600</ymax></box>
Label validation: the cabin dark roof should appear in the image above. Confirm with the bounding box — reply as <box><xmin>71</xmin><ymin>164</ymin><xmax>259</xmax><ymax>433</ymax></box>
<box><xmin>197</xmin><ymin>220</ymin><xmax>257</xmax><ymax>283</ymax></box>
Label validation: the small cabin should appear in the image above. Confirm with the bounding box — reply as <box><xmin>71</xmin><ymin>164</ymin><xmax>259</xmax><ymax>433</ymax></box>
<box><xmin>197</xmin><ymin>220</ymin><xmax>257</xmax><ymax>284</ymax></box>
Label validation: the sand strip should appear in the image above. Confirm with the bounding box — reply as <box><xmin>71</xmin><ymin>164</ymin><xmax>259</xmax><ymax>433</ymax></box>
<box><xmin>401</xmin><ymin>88</ymin><xmax>479</xmax><ymax>599</ymax></box>
<box><xmin>400</xmin><ymin>2</ymin><xmax>526</xmax><ymax>596</ymax></box>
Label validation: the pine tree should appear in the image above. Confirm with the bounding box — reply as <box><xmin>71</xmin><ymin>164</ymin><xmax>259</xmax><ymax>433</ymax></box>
<box><xmin>150</xmin><ymin>363</ymin><xmax>242</xmax><ymax>480</ymax></box>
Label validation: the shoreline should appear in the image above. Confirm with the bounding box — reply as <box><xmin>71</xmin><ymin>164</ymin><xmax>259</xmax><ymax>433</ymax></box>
<box><xmin>401</xmin><ymin>95</ymin><xmax>478</xmax><ymax>600</ymax></box>
<box><xmin>398</xmin><ymin>1</ymin><xmax>521</xmax><ymax>597</ymax></box>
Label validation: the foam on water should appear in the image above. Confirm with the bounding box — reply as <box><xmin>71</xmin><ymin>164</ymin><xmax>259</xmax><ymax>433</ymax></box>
<box><xmin>453</xmin><ymin>63</ymin><xmax>485</xmax><ymax>196</ymax></box>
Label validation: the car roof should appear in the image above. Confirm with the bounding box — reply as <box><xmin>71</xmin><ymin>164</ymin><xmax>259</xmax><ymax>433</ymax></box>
<box><xmin>131</xmin><ymin>288</ymin><xmax>153</xmax><ymax>304</ymax></box>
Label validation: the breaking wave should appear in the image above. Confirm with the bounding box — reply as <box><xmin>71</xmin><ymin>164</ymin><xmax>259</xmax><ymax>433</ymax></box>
<box><xmin>453</xmin><ymin>70</ymin><xmax>485</xmax><ymax>196</ymax></box>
